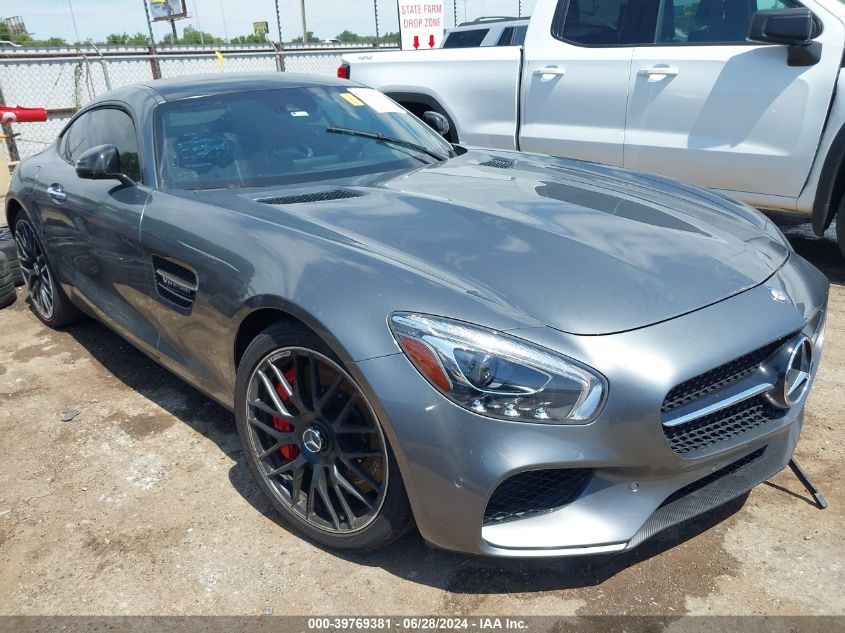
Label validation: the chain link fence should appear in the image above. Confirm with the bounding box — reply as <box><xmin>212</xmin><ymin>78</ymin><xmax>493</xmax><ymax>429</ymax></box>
<box><xmin>0</xmin><ymin>43</ymin><xmax>396</xmax><ymax>162</ymax></box>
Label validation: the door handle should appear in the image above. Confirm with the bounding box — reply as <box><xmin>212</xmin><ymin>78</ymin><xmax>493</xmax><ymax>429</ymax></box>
<box><xmin>46</xmin><ymin>183</ymin><xmax>66</xmax><ymax>203</ymax></box>
<box><xmin>637</xmin><ymin>66</ymin><xmax>680</xmax><ymax>80</ymax></box>
<box><xmin>533</xmin><ymin>66</ymin><xmax>566</xmax><ymax>78</ymax></box>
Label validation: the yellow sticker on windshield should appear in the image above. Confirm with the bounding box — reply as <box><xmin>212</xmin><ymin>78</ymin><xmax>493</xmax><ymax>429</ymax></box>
<box><xmin>340</xmin><ymin>92</ymin><xmax>365</xmax><ymax>107</ymax></box>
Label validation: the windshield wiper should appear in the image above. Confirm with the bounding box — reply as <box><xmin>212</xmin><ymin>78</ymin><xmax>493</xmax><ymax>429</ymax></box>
<box><xmin>326</xmin><ymin>126</ymin><xmax>449</xmax><ymax>162</ymax></box>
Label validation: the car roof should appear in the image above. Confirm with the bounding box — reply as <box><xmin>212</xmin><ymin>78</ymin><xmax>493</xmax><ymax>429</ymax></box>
<box><xmin>94</xmin><ymin>72</ymin><xmax>352</xmax><ymax>104</ymax></box>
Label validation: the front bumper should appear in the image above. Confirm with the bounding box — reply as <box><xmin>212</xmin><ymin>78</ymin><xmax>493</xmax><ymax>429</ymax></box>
<box><xmin>351</xmin><ymin>253</ymin><xmax>829</xmax><ymax>557</ymax></box>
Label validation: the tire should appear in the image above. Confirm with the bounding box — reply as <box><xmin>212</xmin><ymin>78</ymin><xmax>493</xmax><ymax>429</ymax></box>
<box><xmin>0</xmin><ymin>228</ymin><xmax>23</xmax><ymax>286</ymax></box>
<box><xmin>838</xmin><ymin>211</ymin><xmax>845</xmax><ymax>260</ymax></box>
<box><xmin>0</xmin><ymin>252</ymin><xmax>15</xmax><ymax>309</ymax></box>
<box><xmin>14</xmin><ymin>215</ymin><xmax>82</xmax><ymax>328</ymax></box>
<box><xmin>234</xmin><ymin>322</ymin><xmax>414</xmax><ymax>552</ymax></box>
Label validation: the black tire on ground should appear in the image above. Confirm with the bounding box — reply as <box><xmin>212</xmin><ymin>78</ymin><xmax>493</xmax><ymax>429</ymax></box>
<box><xmin>14</xmin><ymin>215</ymin><xmax>82</xmax><ymax>328</ymax></box>
<box><xmin>234</xmin><ymin>322</ymin><xmax>415</xmax><ymax>552</ymax></box>
<box><xmin>838</xmin><ymin>211</ymin><xmax>844</xmax><ymax>260</ymax></box>
<box><xmin>0</xmin><ymin>252</ymin><xmax>16</xmax><ymax>309</ymax></box>
<box><xmin>0</xmin><ymin>228</ymin><xmax>23</xmax><ymax>286</ymax></box>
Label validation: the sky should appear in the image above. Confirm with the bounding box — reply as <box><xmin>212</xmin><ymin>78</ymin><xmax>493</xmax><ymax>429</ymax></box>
<box><xmin>3</xmin><ymin>0</ymin><xmax>537</xmax><ymax>43</ymax></box>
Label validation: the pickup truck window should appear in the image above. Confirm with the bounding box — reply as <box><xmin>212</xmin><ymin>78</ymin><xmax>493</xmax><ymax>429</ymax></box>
<box><xmin>442</xmin><ymin>28</ymin><xmax>490</xmax><ymax>47</ymax></box>
<box><xmin>553</xmin><ymin>0</ymin><xmax>807</xmax><ymax>46</ymax></box>
<box><xmin>552</xmin><ymin>0</ymin><xmax>658</xmax><ymax>45</ymax></box>
<box><xmin>660</xmin><ymin>0</ymin><xmax>803</xmax><ymax>43</ymax></box>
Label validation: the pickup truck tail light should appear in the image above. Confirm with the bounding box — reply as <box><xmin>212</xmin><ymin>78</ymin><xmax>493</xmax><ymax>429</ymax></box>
<box><xmin>337</xmin><ymin>64</ymin><xmax>350</xmax><ymax>80</ymax></box>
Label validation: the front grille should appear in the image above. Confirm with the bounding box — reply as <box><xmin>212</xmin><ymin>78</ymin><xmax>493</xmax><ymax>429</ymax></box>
<box><xmin>659</xmin><ymin>447</ymin><xmax>766</xmax><ymax>507</ymax></box>
<box><xmin>663</xmin><ymin>396</ymin><xmax>784</xmax><ymax>455</ymax></box>
<box><xmin>479</xmin><ymin>158</ymin><xmax>514</xmax><ymax>169</ymax></box>
<box><xmin>483</xmin><ymin>468</ymin><xmax>591</xmax><ymax>526</ymax></box>
<box><xmin>662</xmin><ymin>336</ymin><xmax>789</xmax><ymax>414</ymax></box>
<box><xmin>256</xmin><ymin>190</ymin><xmax>362</xmax><ymax>205</ymax></box>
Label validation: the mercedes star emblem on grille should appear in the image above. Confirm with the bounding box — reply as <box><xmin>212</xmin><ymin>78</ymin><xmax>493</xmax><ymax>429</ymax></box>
<box><xmin>766</xmin><ymin>335</ymin><xmax>813</xmax><ymax>409</ymax></box>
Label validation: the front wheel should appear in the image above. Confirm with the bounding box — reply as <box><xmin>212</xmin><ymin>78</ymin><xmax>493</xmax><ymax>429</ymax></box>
<box><xmin>234</xmin><ymin>323</ymin><xmax>414</xmax><ymax>551</ymax></box>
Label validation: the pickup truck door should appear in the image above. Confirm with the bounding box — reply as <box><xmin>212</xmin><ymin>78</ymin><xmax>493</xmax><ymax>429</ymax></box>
<box><xmin>519</xmin><ymin>0</ymin><xmax>640</xmax><ymax>166</ymax></box>
<box><xmin>624</xmin><ymin>0</ymin><xmax>845</xmax><ymax>201</ymax></box>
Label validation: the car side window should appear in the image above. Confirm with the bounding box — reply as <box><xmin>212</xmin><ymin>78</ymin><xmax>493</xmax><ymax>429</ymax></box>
<box><xmin>60</xmin><ymin>111</ymin><xmax>95</xmax><ymax>163</ymax></box>
<box><xmin>442</xmin><ymin>28</ymin><xmax>490</xmax><ymax>47</ymax></box>
<box><xmin>497</xmin><ymin>27</ymin><xmax>516</xmax><ymax>45</ymax></box>
<box><xmin>658</xmin><ymin>0</ymin><xmax>804</xmax><ymax>44</ymax></box>
<box><xmin>512</xmin><ymin>25</ymin><xmax>529</xmax><ymax>44</ymax></box>
<box><xmin>59</xmin><ymin>108</ymin><xmax>141</xmax><ymax>182</ymax></box>
<box><xmin>553</xmin><ymin>0</ymin><xmax>659</xmax><ymax>46</ymax></box>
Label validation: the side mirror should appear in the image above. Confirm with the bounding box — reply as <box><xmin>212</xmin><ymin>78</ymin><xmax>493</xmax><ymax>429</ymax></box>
<box><xmin>75</xmin><ymin>144</ymin><xmax>135</xmax><ymax>186</ymax></box>
<box><xmin>423</xmin><ymin>111</ymin><xmax>450</xmax><ymax>137</ymax></box>
<box><xmin>747</xmin><ymin>8</ymin><xmax>815</xmax><ymax>46</ymax></box>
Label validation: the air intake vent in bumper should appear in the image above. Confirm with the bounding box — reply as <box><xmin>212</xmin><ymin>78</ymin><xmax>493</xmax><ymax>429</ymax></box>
<box><xmin>483</xmin><ymin>469</ymin><xmax>591</xmax><ymax>526</ymax></box>
<box><xmin>256</xmin><ymin>190</ymin><xmax>362</xmax><ymax>205</ymax></box>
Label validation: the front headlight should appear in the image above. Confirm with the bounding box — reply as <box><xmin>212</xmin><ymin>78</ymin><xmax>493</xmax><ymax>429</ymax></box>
<box><xmin>389</xmin><ymin>313</ymin><xmax>607</xmax><ymax>424</ymax></box>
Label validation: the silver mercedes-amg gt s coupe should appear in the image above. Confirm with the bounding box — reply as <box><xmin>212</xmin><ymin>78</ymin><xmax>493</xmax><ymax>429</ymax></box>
<box><xmin>5</xmin><ymin>73</ymin><xmax>828</xmax><ymax>557</ymax></box>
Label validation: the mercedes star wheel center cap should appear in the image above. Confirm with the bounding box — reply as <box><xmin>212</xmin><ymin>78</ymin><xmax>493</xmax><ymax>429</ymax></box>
<box><xmin>302</xmin><ymin>427</ymin><xmax>325</xmax><ymax>454</ymax></box>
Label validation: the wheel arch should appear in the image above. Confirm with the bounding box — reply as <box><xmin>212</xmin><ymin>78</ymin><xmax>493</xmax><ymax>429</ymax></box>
<box><xmin>233</xmin><ymin>296</ymin><xmax>361</xmax><ymax>372</ymax></box>
<box><xmin>5</xmin><ymin>196</ymin><xmax>25</xmax><ymax>234</ymax></box>
<box><xmin>812</xmin><ymin>124</ymin><xmax>845</xmax><ymax>236</ymax></box>
<box><xmin>385</xmin><ymin>91</ymin><xmax>460</xmax><ymax>143</ymax></box>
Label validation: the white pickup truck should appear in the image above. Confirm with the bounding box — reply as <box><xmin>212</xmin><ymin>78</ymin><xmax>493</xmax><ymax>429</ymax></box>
<box><xmin>342</xmin><ymin>0</ymin><xmax>845</xmax><ymax>256</ymax></box>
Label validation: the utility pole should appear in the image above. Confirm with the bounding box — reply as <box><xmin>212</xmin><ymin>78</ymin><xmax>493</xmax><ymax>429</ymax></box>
<box><xmin>374</xmin><ymin>0</ymin><xmax>380</xmax><ymax>45</ymax></box>
<box><xmin>453</xmin><ymin>0</ymin><xmax>457</xmax><ymax>27</ymax></box>
<box><xmin>67</xmin><ymin>0</ymin><xmax>81</xmax><ymax>44</ymax></box>
<box><xmin>170</xmin><ymin>19</ymin><xmax>178</xmax><ymax>43</ymax></box>
<box><xmin>274</xmin><ymin>0</ymin><xmax>286</xmax><ymax>71</ymax></box>
<box><xmin>300</xmin><ymin>0</ymin><xmax>308</xmax><ymax>43</ymax></box>
<box><xmin>141</xmin><ymin>0</ymin><xmax>161</xmax><ymax>78</ymax></box>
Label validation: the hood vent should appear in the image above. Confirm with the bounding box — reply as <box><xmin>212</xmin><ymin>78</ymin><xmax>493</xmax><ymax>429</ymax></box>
<box><xmin>256</xmin><ymin>190</ymin><xmax>362</xmax><ymax>205</ymax></box>
<box><xmin>479</xmin><ymin>158</ymin><xmax>514</xmax><ymax>169</ymax></box>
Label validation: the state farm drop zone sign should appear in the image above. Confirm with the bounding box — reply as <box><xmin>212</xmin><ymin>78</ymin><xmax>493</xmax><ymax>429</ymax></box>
<box><xmin>397</xmin><ymin>1</ymin><xmax>444</xmax><ymax>50</ymax></box>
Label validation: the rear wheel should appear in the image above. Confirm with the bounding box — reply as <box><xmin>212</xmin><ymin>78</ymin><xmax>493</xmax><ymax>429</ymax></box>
<box><xmin>234</xmin><ymin>323</ymin><xmax>414</xmax><ymax>551</ymax></box>
<box><xmin>14</xmin><ymin>216</ymin><xmax>81</xmax><ymax>327</ymax></box>
<box><xmin>838</xmin><ymin>210</ymin><xmax>845</xmax><ymax>260</ymax></box>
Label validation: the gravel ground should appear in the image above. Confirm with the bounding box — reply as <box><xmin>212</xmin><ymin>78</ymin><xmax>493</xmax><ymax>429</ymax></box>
<box><xmin>0</xmin><ymin>206</ymin><xmax>843</xmax><ymax>617</ymax></box>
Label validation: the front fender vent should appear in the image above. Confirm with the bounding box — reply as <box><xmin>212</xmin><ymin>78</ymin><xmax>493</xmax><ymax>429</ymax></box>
<box><xmin>479</xmin><ymin>158</ymin><xmax>514</xmax><ymax>169</ymax></box>
<box><xmin>153</xmin><ymin>255</ymin><xmax>197</xmax><ymax>312</ymax></box>
<box><xmin>256</xmin><ymin>190</ymin><xmax>362</xmax><ymax>205</ymax></box>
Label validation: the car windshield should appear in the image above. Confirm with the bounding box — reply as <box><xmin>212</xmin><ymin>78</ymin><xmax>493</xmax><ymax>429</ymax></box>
<box><xmin>154</xmin><ymin>85</ymin><xmax>453</xmax><ymax>190</ymax></box>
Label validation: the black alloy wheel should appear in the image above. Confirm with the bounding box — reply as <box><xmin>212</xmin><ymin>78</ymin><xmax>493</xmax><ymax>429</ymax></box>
<box><xmin>235</xmin><ymin>324</ymin><xmax>413</xmax><ymax>551</ymax></box>
<box><xmin>13</xmin><ymin>216</ymin><xmax>81</xmax><ymax>327</ymax></box>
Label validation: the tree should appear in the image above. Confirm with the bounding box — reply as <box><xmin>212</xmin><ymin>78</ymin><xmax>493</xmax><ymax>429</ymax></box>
<box><xmin>0</xmin><ymin>20</ymin><xmax>68</xmax><ymax>46</ymax></box>
<box><xmin>101</xmin><ymin>32</ymin><xmax>150</xmax><ymax>45</ymax></box>
<box><xmin>160</xmin><ymin>26</ymin><xmax>224</xmax><ymax>45</ymax></box>
<box><xmin>230</xmin><ymin>33</ymin><xmax>267</xmax><ymax>44</ymax></box>
<box><xmin>289</xmin><ymin>31</ymin><xmax>315</xmax><ymax>43</ymax></box>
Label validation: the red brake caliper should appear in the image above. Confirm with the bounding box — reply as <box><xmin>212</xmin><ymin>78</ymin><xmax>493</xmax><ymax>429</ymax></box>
<box><xmin>272</xmin><ymin>368</ymin><xmax>300</xmax><ymax>461</ymax></box>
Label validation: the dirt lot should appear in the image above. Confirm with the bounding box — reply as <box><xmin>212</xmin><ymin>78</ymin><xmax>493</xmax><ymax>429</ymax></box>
<box><xmin>0</xmin><ymin>208</ymin><xmax>843</xmax><ymax>617</ymax></box>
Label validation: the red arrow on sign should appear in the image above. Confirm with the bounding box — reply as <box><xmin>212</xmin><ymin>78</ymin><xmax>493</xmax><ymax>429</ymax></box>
<box><xmin>413</xmin><ymin>35</ymin><xmax>419</xmax><ymax>49</ymax></box>
<box><xmin>429</xmin><ymin>34</ymin><xmax>435</xmax><ymax>47</ymax></box>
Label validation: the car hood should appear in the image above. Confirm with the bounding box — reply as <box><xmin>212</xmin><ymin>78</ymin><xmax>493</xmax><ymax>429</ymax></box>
<box><xmin>199</xmin><ymin>150</ymin><xmax>789</xmax><ymax>335</ymax></box>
